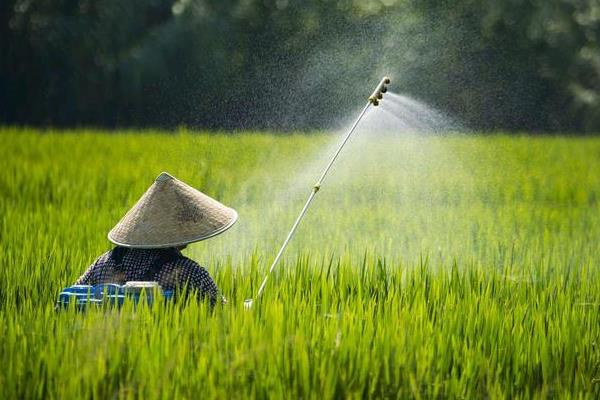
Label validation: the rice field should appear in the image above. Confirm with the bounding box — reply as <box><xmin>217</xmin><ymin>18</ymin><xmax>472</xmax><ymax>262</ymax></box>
<box><xmin>1</xmin><ymin>127</ymin><xmax>599</xmax><ymax>399</ymax></box>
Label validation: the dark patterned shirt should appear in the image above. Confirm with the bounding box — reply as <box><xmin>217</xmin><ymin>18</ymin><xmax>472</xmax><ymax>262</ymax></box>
<box><xmin>76</xmin><ymin>247</ymin><xmax>223</xmax><ymax>305</ymax></box>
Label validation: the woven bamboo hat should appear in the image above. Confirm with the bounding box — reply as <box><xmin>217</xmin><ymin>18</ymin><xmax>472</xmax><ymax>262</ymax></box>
<box><xmin>108</xmin><ymin>172</ymin><xmax>238</xmax><ymax>248</ymax></box>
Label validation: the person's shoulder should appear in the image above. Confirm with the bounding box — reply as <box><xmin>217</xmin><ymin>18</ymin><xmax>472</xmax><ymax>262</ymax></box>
<box><xmin>173</xmin><ymin>254</ymin><xmax>206</xmax><ymax>271</ymax></box>
<box><xmin>91</xmin><ymin>249</ymin><xmax>114</xmax><ymax>266</ymax></box>
<box><xmin>177</xmin><ymin>254</ymin><xmax>204</xmax><ymax>269</ymax></box>
<box><xmin>76</xmin><ymin>248</ymin><xmax>115</xmax><ymax>285</ymax></box>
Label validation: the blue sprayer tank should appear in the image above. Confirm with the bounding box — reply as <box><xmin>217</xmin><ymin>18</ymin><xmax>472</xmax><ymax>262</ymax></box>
<box><xmin>56</xmin><ymin>281</ymin><xmax>174</xmax><ymax>310</ymax></box>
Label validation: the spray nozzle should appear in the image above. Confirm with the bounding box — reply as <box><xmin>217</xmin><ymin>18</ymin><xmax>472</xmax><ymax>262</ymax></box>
<box><xmin>368</xmin><ymin>77</ymin><xmax>391</xmax><ymax>106</ymax></box>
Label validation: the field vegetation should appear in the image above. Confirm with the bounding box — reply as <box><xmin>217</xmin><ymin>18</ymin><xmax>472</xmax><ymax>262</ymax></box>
<box><xmin>1</xmin><ymin>127</ymin><xmax>599</xmax><ymax>398</ymax></box>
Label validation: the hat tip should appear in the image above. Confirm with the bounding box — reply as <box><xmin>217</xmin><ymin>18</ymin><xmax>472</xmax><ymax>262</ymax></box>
<box><xmin>156</xmin><ymin>172</ymin><xmax>174</xmax><ymax>182</ymax></box>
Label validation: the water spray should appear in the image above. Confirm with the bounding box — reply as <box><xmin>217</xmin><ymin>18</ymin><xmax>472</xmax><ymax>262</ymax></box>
<box><xmin>244</xmin><ymin>77</ymin><xmax>391</xmax><ymax>309</ymax></box>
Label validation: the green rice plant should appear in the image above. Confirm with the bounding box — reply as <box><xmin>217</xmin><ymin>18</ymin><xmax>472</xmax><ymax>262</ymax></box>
<box><xmin>0</xmin><ymin>127</ymin><xmax>599</xmax><ymax>398</ymax></box>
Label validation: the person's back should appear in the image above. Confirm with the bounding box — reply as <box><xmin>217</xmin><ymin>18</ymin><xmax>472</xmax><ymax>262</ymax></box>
<box><xmin>77</xmin><ymin>247</ymin><xmax>222</xmax><ymax>305</ymax></box>
<box><xmin>73</xmin><ymin>172</ymin><xmax>238</xmax><ymax>306</ymax></box>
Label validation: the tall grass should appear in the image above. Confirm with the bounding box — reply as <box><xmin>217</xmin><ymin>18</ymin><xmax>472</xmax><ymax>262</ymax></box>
<box><xmin>1</xmin><ymin>127</ymin><xmax>599</xmax><ymax>398</ymax></box>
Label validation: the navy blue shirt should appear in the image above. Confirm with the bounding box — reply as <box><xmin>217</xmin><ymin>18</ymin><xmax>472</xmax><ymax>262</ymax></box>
<box><xmin>76</xmin><ymin>247</ymin><xmax>223</xmax><ymax>305</ymax></box>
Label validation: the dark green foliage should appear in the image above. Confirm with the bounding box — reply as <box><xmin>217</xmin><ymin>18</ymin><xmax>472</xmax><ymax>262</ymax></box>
<box><xmin>1</xmin><ymin>1</ymin><xmax>599</xmax><ymax>131</ymax></box>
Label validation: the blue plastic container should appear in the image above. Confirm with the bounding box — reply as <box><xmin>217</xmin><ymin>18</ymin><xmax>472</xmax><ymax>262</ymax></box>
<box><xmin>62</xmin><ymin>284</ymin><xmax>94</xmax><ymax>293</ymax></box>
<box><xmin>56</xmin><ymin>283</ymin><xmax>173</xmax><ymax>309</ymax></box>
<box><xmin>94</xmin><ymin>283</ymin><xmax>123</xmax><ymax>297</ymax></box>
<box><xmin>163</xmin><ymin>290</ymin><xmax>174</xmax><ymax>300</ymax></box>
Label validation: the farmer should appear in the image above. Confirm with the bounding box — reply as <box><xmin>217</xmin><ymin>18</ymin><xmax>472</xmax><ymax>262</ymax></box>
<box><xmin>75</xmin><ymin>172</ymin><xmax>237</xmax><ymax>306</ymax></box>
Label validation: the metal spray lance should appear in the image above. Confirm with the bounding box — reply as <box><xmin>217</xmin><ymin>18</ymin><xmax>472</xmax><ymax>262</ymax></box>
<box><xmin>244</xmin><ymin>77</ymin><xmax>391</xmax><ymax>309</ymax></box>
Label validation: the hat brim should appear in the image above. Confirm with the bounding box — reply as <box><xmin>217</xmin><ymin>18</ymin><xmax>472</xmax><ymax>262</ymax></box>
<box><xmin>107</xmin><ymin>172</ymin><xmax>239</xmax><ymax>248</ymax></box>
<box><xmin>108</xmin><ymin>209</ymin><xmax>238</xmax><ymax>249</ymax></box>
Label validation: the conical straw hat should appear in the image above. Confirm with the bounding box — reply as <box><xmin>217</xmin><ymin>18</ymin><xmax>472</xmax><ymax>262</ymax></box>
<box><xmin>108</xmin><ymin>172</ymin><xmax>238</xmax><ymax>248</ymax></box>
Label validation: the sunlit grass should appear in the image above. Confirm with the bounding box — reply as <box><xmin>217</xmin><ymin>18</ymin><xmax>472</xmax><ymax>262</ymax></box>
<box><xmin>1</xmin><ymin>127</ymin><xmax>599</xmax><ymax>398</ymax></box>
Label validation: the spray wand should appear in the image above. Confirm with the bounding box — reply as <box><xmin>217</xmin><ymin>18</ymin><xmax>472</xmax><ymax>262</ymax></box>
<box><xmin>244</xmin><ymin>77</ymin><xmax>391</xmax><ymax>309</ymax></box>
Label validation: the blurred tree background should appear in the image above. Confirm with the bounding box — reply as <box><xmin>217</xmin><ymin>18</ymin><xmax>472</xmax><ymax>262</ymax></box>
<box><xmin>1</xmin><ymin>0</ymin><xmax>598</xmax><ymax>132</ymax></box>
